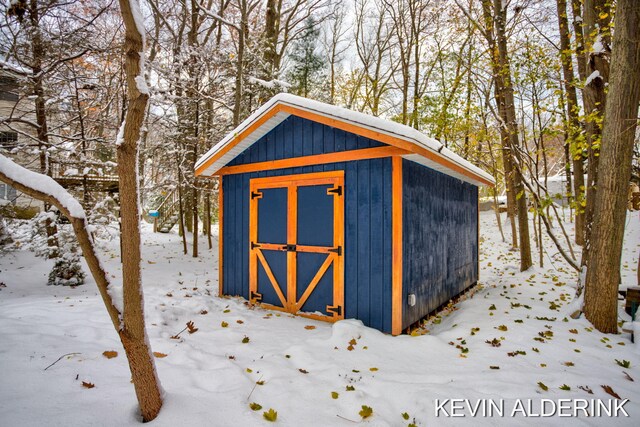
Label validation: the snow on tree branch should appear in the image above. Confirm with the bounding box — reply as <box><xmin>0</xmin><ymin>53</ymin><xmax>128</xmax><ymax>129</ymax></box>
<box><xmin>248</xmin><ymin>76</ymin><xmax>292</xmax><ymax>90</ymax></box>
<box><xmin>196</xmin><ymin>1</ymin><xmax>241</xmax><ymax>32</ymax></box>
<box><xmin>0</xmin><ymin>155</ymin><xmax>85</xmax><ymax>219</ymax></box>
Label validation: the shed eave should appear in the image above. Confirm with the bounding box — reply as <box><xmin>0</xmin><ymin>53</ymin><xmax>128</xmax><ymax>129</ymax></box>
<box><xmin>195</xmin><ymin>94</ymin><xmax>495</xmax><ymax>186</ymax></box>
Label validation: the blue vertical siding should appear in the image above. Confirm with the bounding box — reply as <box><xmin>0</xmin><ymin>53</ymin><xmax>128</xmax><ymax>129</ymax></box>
<box><xmin>222</xmin><ymin>116</ymin><xmax>393</xmax><ymax>333</ymax></box>
<box><xmin>401</xmin><ymin>159</ymin><xmax>479</xmax><ymax>328</ymax></box>
<box><xmin>227</xmin><ymin>115</ymin><xmax>384</xmax><ymax>166</ymax></box>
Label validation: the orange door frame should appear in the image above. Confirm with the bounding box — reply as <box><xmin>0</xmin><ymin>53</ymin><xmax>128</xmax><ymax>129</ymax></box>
<box><xmin>249</xmin><ymin>171</ymin><xmax>345</xmax><ymax>322</ymax></box>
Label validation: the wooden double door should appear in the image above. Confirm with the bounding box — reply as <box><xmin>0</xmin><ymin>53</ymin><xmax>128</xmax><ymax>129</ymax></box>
<box><xmin>249</xmin><ymin>171</ymin><xmax>344</xmax><ymax>321</ymax></box>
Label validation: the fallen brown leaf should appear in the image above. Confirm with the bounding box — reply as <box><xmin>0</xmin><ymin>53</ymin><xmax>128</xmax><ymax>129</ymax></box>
<box><xmin>578</xmin><ymin>385</ymin><xmax>593</xmax><ymax>394</ymax></box>
<box><xmin>601</xmin><ymin>385</ymin><xmax>621</xmax><ymax>399</ymax></box>
<box><xmin>304</xmin><ymin>325</ymin><xmax>316</xmax><ymax>330</ymax></box>
<box><xmin>153</xmin><ymin>352</ymin><xmax>167</xmax><ymax>358</ymax></box>
<box><xmin>186</xmin><ymin>321</ymin><xmax>198</xmax><ymax>334</ymax></box>
<box><xmin>102</xmin><ymin>351</ymin><xmax>118</xmax><ymax>359</ymax></box>
<box><xmin>82</xmin><ymin>381</ymin><xmax>95</xmax><ymax>389</ymax></box>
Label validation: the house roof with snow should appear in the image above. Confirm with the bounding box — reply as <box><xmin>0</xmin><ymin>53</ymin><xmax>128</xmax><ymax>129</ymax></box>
<box><xmin>195</xmin><ymin>93</ymin><xmax>494</xmax><ymax>186</ymax></box>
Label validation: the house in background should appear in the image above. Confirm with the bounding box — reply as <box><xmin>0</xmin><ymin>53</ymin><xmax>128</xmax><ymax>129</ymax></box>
<box><xmin>196</xmin><ymin>94</ymin><xmax>494</xmax><ymax>335</ymax></box>
<box><xmin>0</xmin><ymin>65</ymin><xmax>44</xmax><ymax>215</ymax></box>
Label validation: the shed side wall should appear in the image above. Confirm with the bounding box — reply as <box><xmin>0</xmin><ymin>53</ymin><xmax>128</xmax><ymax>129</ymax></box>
<box><xmin>222</xmin><ymin>116</ymin><xmax>393</xmax><ymax>332</ymax></box>
<box><xmin>402</xmin><ymin>159</ymin><xmax>478</xmax><ymax>328</ymax></box>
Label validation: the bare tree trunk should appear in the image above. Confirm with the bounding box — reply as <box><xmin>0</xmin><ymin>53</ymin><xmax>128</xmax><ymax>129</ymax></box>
<box><xmin>263</xmin><ymin>0</ymin><xmax>278</xmax><ymax>80</ymax></box>
<box><xmin>25</xmin><ymin>1</ymin><xmax>59</xmax><ymax>256</ymax></box>
<box><xmin>116</xmin><ymin>0</ymin><xmax>163</xmax><ymax>420</ymax></box>
<box><xmin>584</xmin><ymin>0</ymin><xmax>640</xmax><ymax>333</ymax></box>
<box><xmin>581</xmin><ymin>0</ymin><xmax>611</xmax><ymax>265</ymax></box>
<box><xmin>233</xmin><ymin>0</ymin><xmax>247</xmax><ymax>126</ymax></box>
<box><xmin>206</xmin><ymin>190</ymin><xmax>212</xmax><ymax>249</ymax></box>
<box><xmin>556</xmin><ymin>0</ymin><xmax>586</xmax><ymax>245</ymax></box>
<box><xmin>492</xmin><ymin>0</ymin><xmax>532</xmax><ymax>271</ymax></box>
<box><xmin>481</xmin><ymin>0</ymin><xmax>522</xmax><ymax>253</ymax></box>
<box><xmin>177</xmin><ymin>168</ymin><xmax>188</xmax><ymax>255</ymax></box>
<box><xmin>192</xmin><ymin>185</ymin><xmax>199</xmax><ymax>258</ymax></box>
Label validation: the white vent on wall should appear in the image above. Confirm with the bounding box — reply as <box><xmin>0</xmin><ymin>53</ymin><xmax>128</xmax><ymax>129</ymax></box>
<box><xmin>408</xmin><ymin>294</ymin><xmax>416</xmax><ymax>307</ymax></box>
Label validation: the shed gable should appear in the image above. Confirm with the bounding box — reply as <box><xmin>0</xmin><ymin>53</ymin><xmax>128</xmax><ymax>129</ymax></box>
<box><xmin>228</xmin><ymin>115</ymin><xmax>386</xmax><ymax>167</ymax></box>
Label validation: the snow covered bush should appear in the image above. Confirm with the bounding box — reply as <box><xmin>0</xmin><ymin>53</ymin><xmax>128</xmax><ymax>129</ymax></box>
<box><xmin>0</xmin><ymin>217</ymin><xmax>13</xmax><ymax>247</ymax></box>
<box><xmin>87</xmin><ymin>196</ymin><xmax>119</xmax><ymax>241</ymax></box>
<box><xmin>45</xmin><ymin>217</ymin><xmax>86</xmax><ymax>286</ymax></box>
<box><xmin>5</xmin><ymin>210</ymin><xmax>87</xmax><ymax>286</ymax></box>
<box><xmin>47</xmin><ymin>254</ymin><xmax>86</xmax><ymax>286</ymax></box>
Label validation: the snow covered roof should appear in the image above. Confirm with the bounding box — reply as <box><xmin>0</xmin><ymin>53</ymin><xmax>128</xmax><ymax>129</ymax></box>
<box><xmin>195</xmin><ymin>93</ymin><xmax>495</xmax><ymax>186</ymax></box>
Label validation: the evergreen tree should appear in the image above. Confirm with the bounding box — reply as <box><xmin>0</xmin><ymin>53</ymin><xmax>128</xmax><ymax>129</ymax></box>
<box><xmin>286</xmin><ymin>18</ymin><xmax>326</xmax><ymax>98</ymax></box>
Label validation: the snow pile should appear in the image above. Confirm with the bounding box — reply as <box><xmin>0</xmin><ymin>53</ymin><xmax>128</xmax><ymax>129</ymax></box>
<box><xmin>585</xmin><ymin>70</ymin><xmax>601</xmax><ymax>87</ymax></box>
<box><xmin>592</xmin><ymin>35</ymin><xmax>605</xmax><ymax>54</ymax></box>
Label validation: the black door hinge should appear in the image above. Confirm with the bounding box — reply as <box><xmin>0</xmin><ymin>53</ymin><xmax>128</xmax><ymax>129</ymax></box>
<box><xmin>327</xmin><ymin>186</ymin><xmax>342</xmax><ymax>196</ymax></box>
<box><xmin>326</xmin><ymin>305</ymin><xmax>342</xmax><ymax>316</ymax></box>
<box><xmin>328</xmin><ymin>246</ymin><xmax>342</xmax><ymax>256</ymax></box>
<box><xmin>251</xmin><ymin>241</ymin><xmax>261</xmax><ymax>250</ymax></box>
<box><xmin>285</xmin><ymin>244</ymin><xmax>297</xmax><ymax>252</ymax></box>
<box><xmin>251</xmin><ymin>291</ymin><xmax>262</xmax><ymax>301</ymax></box>
<box><xmin>251</xmin><ymin>191</ymin><xmax>262</xmax><ymax>199</ymax></box>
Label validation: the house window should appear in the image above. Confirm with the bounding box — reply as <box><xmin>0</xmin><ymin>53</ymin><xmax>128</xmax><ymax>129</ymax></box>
<box><xmin>0</xmin><ymin>131</ymin><xmax>18</xmax><ymax>149</ymax></box>
<box><xmin>0</xmin><ymin>183</ymin><xmax>17</xmax><ymax>203</ymax></box>
<box><xmin>0</xmin><ymin>76</ymin><xmax>19</xmax><ymax>102</ymax></box>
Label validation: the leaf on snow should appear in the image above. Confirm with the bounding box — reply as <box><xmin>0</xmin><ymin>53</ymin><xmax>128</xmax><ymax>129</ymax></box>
<box><xmin>186</xmin><ymin>321</ymin><xmax>198</xmax><ymax>334</ymax></box>
<box><xmin>153</xmin><ymin>352</ymin><xmax>167</xmax><ymax>358</ymax></box>
<box><xmin>82</xmin><ymin>381</ymin><xmax>95</xmax><ymax>389</ymax></box>
<box><xmin>299</xmin><ymin>369</ymin><xmax>308</xmax><ymax>374</ymax></box>
<box><xmin>578</xmin><ymin>385</ymin><xmax>593</xmax><ymax>394</ymax></box>
<box><xmin>601</xmin><ymin>385</ymin><xmax>621</xmax><ymax>399</ymax></box>
<box><xmin>485</xmin><ymin>338</ymin><xmax>501</xmax><ymax>347</ymax></box>
<box><xmin>537</xmin><ymin>382</ymin><xmax>548</xmax><ymax>391</ymax></box>
<box><xmin>359</xmin><ymin>405</ymin><xmax>373</xmax><ymax>419</ymax></box>
<box><xmin>304</xmin><ymin>325</ymin><xmax>316</xmax><ymax>330</ymax></box>
<box><xmin>263</xmin><ymin>408</ymin><xmax>278</xmax><ymax>422</ymax></box>
<box><xmin>249</xmin><ymin>402</ymin><xmax>262</xmax><ymax>411</ymax></box>
<box><xmin>623</xmin><ymin>372</ymin><xmax>634</xmax><ymax>382</ymax></box>
<box><xmin>331</xmin><ymin>392</ymin><xmax>339</xmax><ymax>399</ymax></box>
<box><xmin>102</xmin><ymin>351</ymin><xmax>118</xmax><ymax>359</ymax></box>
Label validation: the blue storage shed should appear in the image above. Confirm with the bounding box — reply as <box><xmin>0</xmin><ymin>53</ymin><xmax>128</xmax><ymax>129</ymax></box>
<box><xmin>195</xmin><ymin>94</ymin><xmax>494</xmax><ymax>335</ymax></box>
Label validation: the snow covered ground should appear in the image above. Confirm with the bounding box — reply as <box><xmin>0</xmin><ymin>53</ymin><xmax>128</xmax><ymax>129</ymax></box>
<box><xmin>0</xmin><ymin>211</ymin><xmax>638</xmax><ymax>426</ymax></box>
